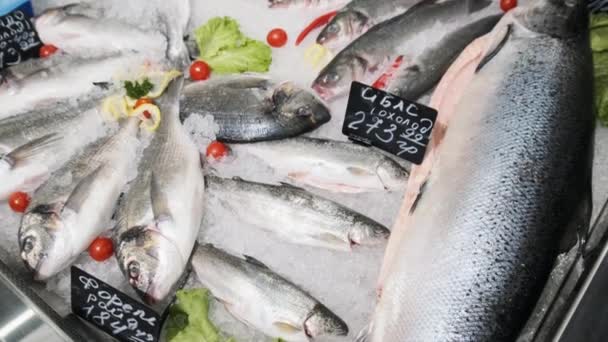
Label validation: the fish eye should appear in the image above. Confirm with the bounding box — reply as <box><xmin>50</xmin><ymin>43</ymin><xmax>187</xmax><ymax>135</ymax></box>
<box><xmin>22</xmin><ymin>236</ymin><xmax>35</xmax><ymax>253</ymax></box>
<box><xmin>323</xmin><ymin>72</ymin><xmax>340</xmax><ymax>85</ymax></box>
<box><xmin>327</xmin><ymin>24</ymin><xmax>339</xmax><ymax>34</ymax></box>
<box><xmin>297</xmin><ymin>106</ymin><xmax>312</xmax><ymax>117</ymax></box>
<box><xmin>128</xmin><ymin>261</ymin><xmax>140</xmax><ymax>279</ymax></box>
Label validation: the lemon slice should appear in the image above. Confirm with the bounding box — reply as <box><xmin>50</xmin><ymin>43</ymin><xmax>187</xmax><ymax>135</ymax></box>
<box><xmin>145</xmin><ymin>69</ymin><xmax>182</xmax><ymax>98</ymax></box>
<box><xmin>131</xmin><ymin>103</ymin><xmax>162</xmax><ymax>132</ymax></box>
<box><xmin>102</xmin><ymin>95</ymin><xmax>129</xmax><ymax>120</ymax></box>
<box><xmin>304</xmin><ymin>43</ymin><xmax>333</xmax><ymax>70</ymax></box>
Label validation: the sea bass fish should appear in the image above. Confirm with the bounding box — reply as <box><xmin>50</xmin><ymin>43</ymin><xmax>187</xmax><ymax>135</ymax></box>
<box><xmin>114</xmin><ymin>78</ymin><xmax>205</xmax><ymax>304</ymax></box>
<box><xmin>180</xmin><ymin>76</ymin><xmax>331</xmax><ymax>143</ymax></box>
<box><xmin>19</xmin><ymin>117</ymin><xmax>142</xmax><ymax>281</ymax></box>
<box><xmin>232</xmin><ymin>137</ymin><xmax>409</xmax><ymax>193</ymax></box>
<box><xmin>268</xmin><ymin>0</ymin><xmax>349</xmax><ymax>9</ymax></box>
<box><xmin>361</xmin><ymin>1</ymin><xmax>593</xmax><ymax>341</ymax></box>
<box><xmin>34</xmin><ymin>4</ymin><xmax>167</xmax><ymax>58</ymax></box>
<box><xmin>206</xmin><ymin>176</ymin><xmax>390</xmax><ymax>250</ymax></box>
<box><xmin>192</xmin><ymin>244</ymin><xmax>349</xmax><ymax>341</ymax></box>
<box><xmin>316</xmin><ymin>0</ymin><xmax>418</xmax><ymax>51</ymax></box>
<box><xmin>311</xmin><ymin>0</ymin><xmax>501</xmax><ymax>101</ymax></box>
<box><xmin>0</xmin><ymin>53</ymin><xmax>156</xmax><ymax>119</ymax></box>
<box><xmin>0</xmin><ymin>98</ymin><xmax>111</xmax><ymax>200</ymax></box>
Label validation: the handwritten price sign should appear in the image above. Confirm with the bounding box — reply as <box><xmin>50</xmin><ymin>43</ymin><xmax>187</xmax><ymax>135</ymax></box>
<box><xmin>342</xmin><ymin>82</ymin><xmax>437</xmax><ymax>164</ymax></box>
<box><xmin>0</xmin><ymin>9</ymin><xmax>41</xmax><ymax>69</ymax></box>
<box><xmin>71</xmin><ymin>267</ymin><xmax>161</xmax><ymax>342</ymax></box>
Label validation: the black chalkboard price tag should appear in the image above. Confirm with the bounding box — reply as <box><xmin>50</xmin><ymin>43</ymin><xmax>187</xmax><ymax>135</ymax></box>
<box><xmin>71</xmin><ymin>267</ymin><xmax>161</xmax><ymax>342</ymax></box>
<box><xmin>0</xmin><ymin>9</ymin><xmax>42</xmax><ymax>69</ymax></box>
<box><xmin>342</xmin><ymin>82</ymin><xmax>438</xmax><ymax>165</ymax></box>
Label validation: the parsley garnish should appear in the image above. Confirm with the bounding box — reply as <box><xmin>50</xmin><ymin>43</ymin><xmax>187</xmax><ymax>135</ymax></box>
<box><xmin>124</xmin><ymin>78</ymin><xmax>154</xmax><ymax>99</ymax></box>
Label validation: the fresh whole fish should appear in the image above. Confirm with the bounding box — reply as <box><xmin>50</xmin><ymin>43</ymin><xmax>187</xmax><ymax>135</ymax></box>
<box><xmin>311</xmin><ymin>0</ymin><xmax>501</xmax><ymax>101</ymax></box>
<box><xmin>0</xmin><ymin>98</ymin><xmax>111</xmax><ymax>200</ymax></box>
<box><xmin>232</xmin><ymin>137</ymin><xmax>409</xmax><ymax>193</ymax></box>
<box><xmin>361</xmin><ymin>0</ymin><xmax>593</xmax><ymax>340</ymax></box>
<box><xmin>180</xmin><ymin>76</ymin><xmax>331</xmax><ymax>143</ymax></box>
<box><xmin>268</xmin><ymin>0</ymin><xmax>349</xmax><ymax>9</ymax></box>
<box><xmin>0</xmin><ymin>53</ymin><xmax>157</xmax><ymax>119</ymax></box>
<box><xmin>316</xmin><ymin>0</ymin><xmax>419</xmax><ymax>51</ymax></box>
<box><xmin>114</xmin><ymin>78</ymin><xmax>205</xmax><ymax>304</ymax></box>
<box><xmin>19</xmin><ymin>117</ymin><xmax>142</xmax><ymax>281</ymax></box>
<box><xmin>34</xmin><ymin>4</ymin><xmax>167</xmax><ymax>58</ymax></box>
<box><xmin>206</xmin><ymin>176</ymin><xmax>390</xmax><ymax>250</ymax></box>
<box><xmin>192</xmin><ymin>244</ymin><xmax>349</xmax><ymax>341</ymax></box>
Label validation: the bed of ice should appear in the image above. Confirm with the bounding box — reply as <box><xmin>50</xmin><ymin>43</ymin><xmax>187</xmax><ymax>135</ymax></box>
<box><xmin>2</xmin><ymin>1</ymin><xmax>607</xmax><ymax>341</ymax></box>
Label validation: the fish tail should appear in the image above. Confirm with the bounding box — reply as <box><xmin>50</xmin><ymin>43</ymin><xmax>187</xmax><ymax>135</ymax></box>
<box><xmin>355</xmin><ymin>322</ymin><xmax>372</xmax><ymax>342</ymax></box>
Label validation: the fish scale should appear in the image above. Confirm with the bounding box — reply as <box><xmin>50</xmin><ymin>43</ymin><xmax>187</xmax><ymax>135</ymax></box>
<box><xmin>365</xmin><ymin>1</ymin><xmax>593</xmax><ymax>340</ymax></box>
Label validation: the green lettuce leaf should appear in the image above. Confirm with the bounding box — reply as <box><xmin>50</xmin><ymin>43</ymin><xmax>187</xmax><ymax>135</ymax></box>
<box><xmin>193</xmin><ymin>16</ymin><xmax>272</xmax><ymax>74</ymax></box>
<box><xmin>165</xmin><ymin>289</ymin><xmax>234</xmax><ymax>342</ymax></box>
<box><xmin>205</xmin><ymin>39</ymin><xmax>272</xmax><ymax>74</ymax></box>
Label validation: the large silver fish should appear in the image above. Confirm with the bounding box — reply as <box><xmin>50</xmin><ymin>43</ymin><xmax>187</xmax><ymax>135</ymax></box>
<box><xmin>114</xmin><ymin>78</ymin><xmax>205</xmax><ymax>304</ymax></box>
<box><xmin>316</xmin><ymin>0</ymin><xmax>419</xmax><ymax>51</ymax></box>
<box><xmin>311</xmin><ymin>0</ymin><xmax>501</xmax><ymax>101</ymax></box>
<box><xmin>180</xmin><ymin>76</ymin><xmax>331</xmax><ymax>143</ymax></box>
<box><xmin>192</xmin><ymin>244</ymin><xmax>349</xmax><ymax>341</ymax></box>
<box><xmin>268</xmin><ymin>0</ymin><xmax>348</xmax><ymax>9</ymax></box>
<box><xmin>0</xmin><ymin>98</ymin><xmax>111</xmax><ymax>200</ymax></box>
<box><xmin>206</xmin><ymin>176</ymin><xmax>390</xmax><ymax>250</ymax></box>
<box><xmin>19</xmin><ymin>117</ymin><xmax>142</xmax><ymax>281</ymax></box>
<box><xmin>0</xmin><ymin>53</ymin><xmax>156</xmax><ymax>119</ymax></box>
<box><xmin>34</xmin><ymin>4</ymin><xmax>167</xmax><ymax>57</ymax></box>
<box><xmin>232</xmin><ymin>137</ymin><xmax>409</xmax><ymax>193</ymax></box>
<box><xmin>360</xmin><ymin>0</ymin><xmax>593</xmax><ymax>340</ymax></box>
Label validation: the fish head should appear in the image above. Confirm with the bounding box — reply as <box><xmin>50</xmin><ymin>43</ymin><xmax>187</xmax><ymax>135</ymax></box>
<box><xmin>317</xmin><ymin>11</ymin><xmax>369</xmax><ymax>49</ymax></box>
<box><xmin>304</xmin><ymin>304</ymin><xmax>349</xmax><ymax>338</ymax></box>
<box><xmin>312</xmin><ymin>54</ymin><xmax>367</xmax><ymax>101</ymax></box>
<box><xmin>376</xmin><ymin>158</ymin><xmax>409</xmax><ymax>191</ymax></box>
<box><xmin>516</xmin><ymin>0</ymin><xmax>587</xmax><ymax>37</ymax></box>
<box><xmin>115</xmin><ymin>224</ymin><xmax>184</xmax><ymax>304</ymax></box>
<box><xmin>19</xmin><ymin>204</ymin><xmax>66</xmax><ymax>280</ymax></box>
<box><xmin>349</xmin><ymin>219</ymin><xmax>390</xmax><ymax>247</ymax></box>
<box><xmin>273</xmin><ymin>82</ymin><xmax>332</xmax><ymax>126</ymax></box>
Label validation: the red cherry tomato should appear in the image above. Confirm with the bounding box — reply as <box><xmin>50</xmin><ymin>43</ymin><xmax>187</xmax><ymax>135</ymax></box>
<box><xmin>39</xmin><ymin>44</ymin><xmax>58</xmax><ymax>58</ymax></box>
<box><xmin>9</xmin><ymin>192</ymin><xmax>30</xmax><ymax>213</ymax></box>
<box><xmin>267</xmin><ymin>28</ymin><xmax>288</xmax><ymax>48</ymax></box>
<box><xmin>190</xmin><ymin>60</ymin><xmax>211</xmax><ymax>81</ymax></box>
<box><xmin>206</xmin><ymin>141</ymin><xmax>230</xmax><ymax>160</ymax></box>
<box><xmin>500</xmin><ymin>0</ymin><xmax>517</xmax><ymax>12</ymax></box>
<box><xmin>89</xmin><ymin>237</ymin><xmax>114</xmax><ymax>262</ymax></box>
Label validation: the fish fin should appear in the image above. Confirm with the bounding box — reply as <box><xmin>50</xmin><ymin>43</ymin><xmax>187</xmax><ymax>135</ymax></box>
<box><xmin>347</xmin><ymin>166</ymin><xmax>375</xmax><ymax>176</ymax></box>
<box><xmin>93</xmin><ymin>81</ymin><xmax>111</xmax><ymax>90</ymax></box>
<box><xmin>317</xmin><ymin>232</ymin><xmax>348</xmax><ymax>246</ymax></box>
<box><xmin>409</xmin><ymin>180</ymin><xmax>428</xmax><ymax>215</ymax></box>
<box><xmin>231</xmin><ymin>176</ymin><xmax>245</xmax><ymax>182</ymax></box>
<box><xmin>272</xmin><ymin>321</ymin><xmax>302</xmax><ymax>334</ymax></box>
<box><xmin>355</xmin><ymin>322</ymin><xmax>373</xmax><ymax>342</ymax></box>
<box><xmin>5</xmin><ymin>133</ymin><xmax>62</xmax><ymax>167</ymax></box>
<box><xmin>63</xmin><ymin>166</ymin><xmax>105</xmax><ymax>214</ymax></box>
<box><xmin>150</xmin><ymin>173</ymin><xmax>172</xmax><ymax>221</ymax></box>
<box><xmin>475</xmin><ymin>24</ymin><xmax>512</xmax><ymax>73</ymax></box>
<box><xmin>243</xmin><ymin>255</ymin><xmax>270</xmax><ymax>269</ymax></box>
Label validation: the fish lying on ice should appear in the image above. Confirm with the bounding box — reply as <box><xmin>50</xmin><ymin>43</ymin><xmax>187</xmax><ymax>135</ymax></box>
<box><xmin>0</xmin><ymin>53</ymin><xmax>159</xmax><ymax>119</ymax></box>
<box><xmin>206</xmin><ymin>176</ymin><xmax>390</xmax><ymax>251</ymax></box>
<box><xmin>180</xmin><ymin>76</ymin><xmax>331</xmax><ymax>143</ymax></box>
<box><xmin>316</xmin><ymin>0</ymin><xmax>419</xmax><ymax>51</ymax></box>
<box><xmin>0</xmin><ymin>98</ymin><xmax>111</xmax><ymax>200</ymax></box>
<box><xmin>192</xmin><ymin>244</ymin><xmax>349</xmax><ymax>341</ymax></box>
<box><xmin>232</xmin><ymin>137</ymin><xmax>409</xmax><ymax>193</ymax></box>
<box><xmin>19</xmin><ymin>116</ymin><xmax>142</xmax><ymax>281</ymax></box>
<box><xmin>34</xmin><ymin>4</ymin><xmax>167</xmax><ymax>58</ymax></box>
<box><xmin>361</xmin><ymin>0</ymin><xmax>593</xmax><ymax>340</ymax></box>
<box><xmin>114</xmin><ymin>78</ymin><xmax>205</xmax><ymax>304</ymax></box>
<box><xmin>268</xmin><ymin>0</ymin><xmax>349</xmax><ymax>9</ymax></box>
<box><xmin>311</xmin><ymin>0</ymin><xmax>501</xmax><ymax>101</ymax></box>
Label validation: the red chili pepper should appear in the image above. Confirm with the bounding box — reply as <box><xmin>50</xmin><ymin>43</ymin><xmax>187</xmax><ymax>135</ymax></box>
<box><xmin>373</xmin><ymin>55</ymin><xmax>405</xmax><ymax>90</ymax></box>
<box><xmin>296</xmin><ymin>10</ymin><xmax>338</xmax><ymax>46</ymax></box>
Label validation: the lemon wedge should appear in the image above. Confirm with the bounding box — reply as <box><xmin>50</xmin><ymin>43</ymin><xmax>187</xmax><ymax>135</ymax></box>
<box><xmin>144</xmin><ymin>69</ymin><xmax>182</xmax><ymax>98</ymax></box>
<box><xmin>304</xmin><ymin>43</ymin><xmax>333</xmax><ymax>70</ymax></box>
<box><xmin>102</xmin><ymin>95</ymin><xmax>129</xmax><ymax>120</ymax></box>
<box><xmin>131</xmin><ymin>103</ymin><xmax>162</xmax><ymax>132</ymax></box>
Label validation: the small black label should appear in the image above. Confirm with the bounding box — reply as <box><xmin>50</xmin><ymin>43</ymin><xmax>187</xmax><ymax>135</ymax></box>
<box><xmin>0</xmin><ymin>9</ymin><xmax>42</xmax><ymax>69</ymax></box>
<box><xmin>342</xmin><ymin>82</ymin><xmax>438</xmax><ymax>165</ymax></box>
<box><xmin>71</xmin><ymin>267</ymin><xmax>161</xmax><ymax>342</ymax></box>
